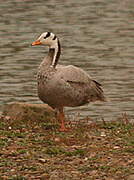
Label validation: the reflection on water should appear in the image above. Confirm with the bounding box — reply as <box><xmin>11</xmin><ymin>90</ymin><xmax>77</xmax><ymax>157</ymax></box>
<box><xmin>0</xmin><ymin>0</ymin><xmax>134</xmax><ymax>120</ymax></box>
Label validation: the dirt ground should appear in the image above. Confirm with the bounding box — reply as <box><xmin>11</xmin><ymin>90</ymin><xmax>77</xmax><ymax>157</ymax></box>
<box><xmin>0</xmin><ymin>113</ymin><xmax>134</xmax><ymax>180</ymax></box>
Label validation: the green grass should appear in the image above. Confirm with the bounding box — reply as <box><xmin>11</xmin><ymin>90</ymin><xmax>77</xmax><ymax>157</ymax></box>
<box><xmin>0</xmin><ymin>115</ymin><xmax>134</xmax><ymax>179</ymax></box>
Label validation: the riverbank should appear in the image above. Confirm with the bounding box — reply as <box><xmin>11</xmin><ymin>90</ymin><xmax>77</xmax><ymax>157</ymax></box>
<box><xmin>0</xmin><ymin>112</ymin><xmax>134</xmax><ymax>180</ymax></box>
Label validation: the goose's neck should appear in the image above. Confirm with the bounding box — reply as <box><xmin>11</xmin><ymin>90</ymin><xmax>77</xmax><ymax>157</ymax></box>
<box><xmin>47</xmin><ymin>39</ymin><xmax>61</xmax><ymax>68</ymax></box>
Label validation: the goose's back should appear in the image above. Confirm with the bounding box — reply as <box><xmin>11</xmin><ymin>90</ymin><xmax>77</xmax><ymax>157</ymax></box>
<box><xmin>37</xmin><ymin>64</ymin><xmax>105</xmax><ymax>108</ymax></box>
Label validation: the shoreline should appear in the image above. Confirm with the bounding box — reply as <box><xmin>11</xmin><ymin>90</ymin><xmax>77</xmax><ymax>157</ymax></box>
<box><xmin>0</xmin><ymin>105</ymin><xmax>134</xmax><ymax>179</ymax></box>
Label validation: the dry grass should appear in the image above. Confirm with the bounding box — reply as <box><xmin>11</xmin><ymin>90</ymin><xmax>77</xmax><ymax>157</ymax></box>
<box><xmin>0</xmin><ymin>113</ymin><xmax>134</xmax><ymax>180</ymax></box>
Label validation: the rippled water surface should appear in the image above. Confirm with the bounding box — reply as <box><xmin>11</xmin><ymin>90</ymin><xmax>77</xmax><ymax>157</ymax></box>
<box><xmin>0</xmin><ymin>0</ymin><xmax>134</xmax><ymax>120</ymax></box>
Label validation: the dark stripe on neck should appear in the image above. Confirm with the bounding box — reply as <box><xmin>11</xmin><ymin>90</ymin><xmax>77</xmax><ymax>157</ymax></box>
<box><xmin>49</xmin><ymin>39</ymin><xmax>61</xmax><ymax>68</ymax></box>
<box><xmin>53</xmin><ymin>39</ymin><xmax>61</xmax><ymax>68</ymax></box>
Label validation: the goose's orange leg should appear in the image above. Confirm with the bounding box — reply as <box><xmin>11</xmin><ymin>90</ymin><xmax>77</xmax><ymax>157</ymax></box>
<box><xmin>58</xmin><ymin>108</ymin><xmax>68</xmax><ymax>132</ymax></box>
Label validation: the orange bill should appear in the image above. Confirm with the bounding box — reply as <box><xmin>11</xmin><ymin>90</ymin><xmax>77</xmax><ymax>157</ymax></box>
<box><xmin>32</xmin><ymin>40</ymin><xmax>42</xmax><ymax>46</ymax></box>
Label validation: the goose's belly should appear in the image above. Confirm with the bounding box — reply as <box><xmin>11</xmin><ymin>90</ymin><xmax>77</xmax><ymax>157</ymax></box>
<box><xmin>37</xmin><ymin>78</ymin><xmax>89</xmax><ymax>108</ymax></box>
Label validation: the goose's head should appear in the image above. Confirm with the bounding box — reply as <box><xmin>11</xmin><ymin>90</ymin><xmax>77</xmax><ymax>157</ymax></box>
<box><xmin>32</xmin><ymin>32</ymin><xmax>58</xmax><ymax>48</ymax></box>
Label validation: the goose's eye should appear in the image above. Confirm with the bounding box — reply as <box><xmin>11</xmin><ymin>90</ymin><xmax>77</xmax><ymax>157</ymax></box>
<box><xmin>44</xmin><ymin>32</ymin><xmax>50</xmax><ymax>39</ymax></box>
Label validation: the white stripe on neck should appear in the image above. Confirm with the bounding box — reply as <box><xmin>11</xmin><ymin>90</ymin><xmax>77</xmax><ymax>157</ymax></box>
<box><xmin>49</xmin><ymin>38</ymin><xmax>59</xmax><ymax>67</ymax></box>
<box><xmin>51</xmin><ymin>45</ymin><xmax>58</xmax><ymax>67</ymax></box>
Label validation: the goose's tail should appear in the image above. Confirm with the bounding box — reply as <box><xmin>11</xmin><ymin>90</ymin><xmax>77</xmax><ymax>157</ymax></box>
<box><xmin>89</xmin><ymin>80</ymin><xmax>107</xmax><ymax>102</ymax></box>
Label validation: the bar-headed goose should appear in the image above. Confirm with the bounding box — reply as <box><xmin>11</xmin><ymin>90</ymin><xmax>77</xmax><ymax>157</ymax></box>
<box><xmin>32</xmin><ymin>32</ymin><xmax>106</xmax><ymax>131</ymax></box>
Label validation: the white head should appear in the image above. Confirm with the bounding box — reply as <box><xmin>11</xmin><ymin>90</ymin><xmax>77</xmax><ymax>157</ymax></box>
<box><xmin>32</xmin><ymin>32</ymin><xmax>58</xmax><ymax>49</ymax></box>
<box><xmin>32</xmin><ymin>32</ymin><xmax>61</xmax><ymax>67</ymax></box>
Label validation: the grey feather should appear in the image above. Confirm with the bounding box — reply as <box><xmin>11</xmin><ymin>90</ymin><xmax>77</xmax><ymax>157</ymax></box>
<box><xmin>35</xmin><ymin>35</ymin><xmax>106</xmax><ymax>109</ymax></box>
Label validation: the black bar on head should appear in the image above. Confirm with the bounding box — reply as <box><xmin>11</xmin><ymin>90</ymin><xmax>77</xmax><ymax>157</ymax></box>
<box><xmin>52</xmin><ymin>35</ymin><xmax>57</xmax><ymax>40</ymax></box>
<box><xmin>44</xmin><ymin>32</ymin><xmax>51</xmax><ymax>39</ymax></box>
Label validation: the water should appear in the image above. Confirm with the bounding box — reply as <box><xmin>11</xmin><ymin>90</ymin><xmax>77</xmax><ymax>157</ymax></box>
<box><xmin>0</xmin><ymin>0</ymin><xmax>134</xmax><ymax>120</ymax></box>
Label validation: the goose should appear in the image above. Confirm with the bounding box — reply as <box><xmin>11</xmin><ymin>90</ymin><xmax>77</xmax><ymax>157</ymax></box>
<box><xmin>32</xmin><ymin>32</ymin><xmax>106</xmax><ymax>131</ymax></box>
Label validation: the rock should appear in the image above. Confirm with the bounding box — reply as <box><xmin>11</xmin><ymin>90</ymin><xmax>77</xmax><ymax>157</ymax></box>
<box><xmin>2</xmin><ymin>102</ymin><xmax>55</xmax><ymax>124</ymax></box>
<box><xmin>38</xmin><ymin>158</ymin><xmax>49</xmax><ymax>163</ymax></box>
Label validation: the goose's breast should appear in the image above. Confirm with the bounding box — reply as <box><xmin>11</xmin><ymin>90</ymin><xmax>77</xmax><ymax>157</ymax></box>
<box><xmin>37</xmin><ymin>74</ymin><xmax>89</xmax><ymax>108</ymax></box>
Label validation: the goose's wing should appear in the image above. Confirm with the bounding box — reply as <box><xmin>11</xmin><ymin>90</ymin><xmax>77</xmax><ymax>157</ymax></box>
<box><xmin>56</xmin><ymin>65</ymin><xmax>92</xmax><ymax>83</ymax></box>
<box><xmin>56</xmin><ymin>65</ymin><xmax>105</xmax><ymax>102</ymax></box>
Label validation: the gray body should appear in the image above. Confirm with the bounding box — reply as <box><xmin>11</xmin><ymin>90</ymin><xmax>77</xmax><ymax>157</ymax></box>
<box><xmin>37</xmin><ymin>48</ymin><xmax>105</xmax><ymax>109</ymax></box>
